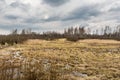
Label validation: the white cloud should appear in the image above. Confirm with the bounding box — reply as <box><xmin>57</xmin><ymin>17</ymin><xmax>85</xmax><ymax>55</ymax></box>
<box><xmin>0</xmin><ymin>29</ymin><xmax>10</xmax><ymax>34</ymax></box>
<box><xmin>0</xmin><ymin>0</ymin><xmax>120</xmax><ymax>34</ymax></box>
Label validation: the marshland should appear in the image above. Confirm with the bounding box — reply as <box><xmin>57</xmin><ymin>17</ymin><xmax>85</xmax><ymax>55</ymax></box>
<box><xmin>0</xmin><ymin>0</ymin><xmax>120</xmax><ymax>79</ymax></box>
<box><xmin>0</xmin><ymin>39</ymin><xmax>120</xmax><ymax>80</ymax></box>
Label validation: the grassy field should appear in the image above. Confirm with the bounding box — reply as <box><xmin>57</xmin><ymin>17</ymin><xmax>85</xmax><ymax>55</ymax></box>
<box><xmin>0</xmin><ymin>39</ymin><xmax>120</xmax><ymax>80</ymax></box>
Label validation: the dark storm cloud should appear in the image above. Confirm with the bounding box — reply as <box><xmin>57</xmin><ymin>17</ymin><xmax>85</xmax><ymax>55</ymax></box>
<box><xmin>4</xmin><ymin>15</ymin><xmax>19</xmax><ymax>20</ymax></box>
<box><xmin>63</xmin><ymin>5</ymin><xmax>101</xmax><ymax>21</ymax></box>
<box><xmin>25</xmin><ymin>18</ymin><xmax>42</xmax><ymax>23</ymax></box>
<box><xmin>25</xmin><ymin>16</ymin><xmax>60</xmax><ymax>24</ymax></box>
<box><xmin>109</xmin><ymin>6</ymin><xmax>120</xmax><ymax>12</ymax></box>
<box><xmin>24</xmin><ymin>5</ymin><xmax>101</xmax><ymax>23</ymax></box>
<box><xmin>10</xmin><ymin>1</ymin><xmax>30</xmax><ymax>11</ymax></box>
<box><xmin>0</xmin><ymin>0</ymin><xmax>5</xmax><ymax>2</ymax></box>
<box><xmin>10</xmin><ymin>1</ymin><xmax>24</xmax><ymax>7</ymax></box>
<box><xmin>43</xmin><ymin>0</ymin><xmax>70</xmax><ymax>7</ymax></box>
<box><xmin>10</xmin><ymin>2</ymin><xmax>20</xmax><ymax>7</ymax></box>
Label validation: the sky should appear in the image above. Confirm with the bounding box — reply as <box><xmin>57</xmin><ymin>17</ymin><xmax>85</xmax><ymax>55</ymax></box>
<box><xmin>0</xmin><ymin>0</ymin><xmax>120</xmax><ymax>34</ymax></box>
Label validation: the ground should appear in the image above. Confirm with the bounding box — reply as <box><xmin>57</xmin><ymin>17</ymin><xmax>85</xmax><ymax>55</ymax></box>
<box><xmin>0</xmin><ymin>39</ymin><xmax>120</xmax><ymax>80</ymax></box>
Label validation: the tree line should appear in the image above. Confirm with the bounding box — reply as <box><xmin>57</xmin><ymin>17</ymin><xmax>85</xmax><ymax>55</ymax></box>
<box><xmin>0</xmin><ymin>25</ymin><xmax>120</xmax><ymax>45</ymax></box>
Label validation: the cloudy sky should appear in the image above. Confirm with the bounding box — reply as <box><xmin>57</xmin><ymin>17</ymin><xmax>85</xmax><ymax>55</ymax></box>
<box><xmin>0</xmin><ymin>0</ymin><xmax>120</xmax><ymax>34</ymax></box>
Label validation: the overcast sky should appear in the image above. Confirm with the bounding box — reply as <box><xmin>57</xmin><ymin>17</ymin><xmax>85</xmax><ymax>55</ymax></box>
<box><xmin>0</xmin><ymin>0</ymin><xmax>120</xmax><ymax>34</ymax></box>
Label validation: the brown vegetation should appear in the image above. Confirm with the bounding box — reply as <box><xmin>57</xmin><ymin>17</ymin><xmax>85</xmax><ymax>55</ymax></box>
<box><xmin>0</xmin><ymin>39</ymin><xmax>120</xmax><ymax>80</ymax></box>
<box><xmin>0</xmin><ymin>25</ymin><xmax>120</xmax><ymax>46</ymax></box>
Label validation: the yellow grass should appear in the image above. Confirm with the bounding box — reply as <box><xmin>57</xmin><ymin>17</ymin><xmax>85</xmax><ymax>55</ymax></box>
<box><xmin>0</xmin><ymin>39</ymin><xmax>120</xmax><ymax>80</ymax></box>
<box><xmin>79</xmin><ymin>39</ymin><xmax>120</xmax><ymax>44</ymax></box>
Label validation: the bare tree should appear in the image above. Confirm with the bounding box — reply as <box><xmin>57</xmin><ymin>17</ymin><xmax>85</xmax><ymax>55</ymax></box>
<box><xmin>11</xmin><ymin>29</ymin><xmax>18</xmax><ymax>35</ymax></box>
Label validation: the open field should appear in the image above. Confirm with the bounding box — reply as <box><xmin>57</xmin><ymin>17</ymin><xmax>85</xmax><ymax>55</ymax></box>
<box><xmin>0</xmin><ymin>39</ymin><xmax>120</xmax><ymax>80</ymax></box>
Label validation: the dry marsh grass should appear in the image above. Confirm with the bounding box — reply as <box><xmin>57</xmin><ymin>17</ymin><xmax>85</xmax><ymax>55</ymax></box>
<box><xmin>0</xmin><ymin>39</ymin><xmax>120</xmax><ymax>80</ymax></box>
<box><xmin>79</xmin><ymin>39</ymin><xmax>120</xmax><ymax>44</ymax></box>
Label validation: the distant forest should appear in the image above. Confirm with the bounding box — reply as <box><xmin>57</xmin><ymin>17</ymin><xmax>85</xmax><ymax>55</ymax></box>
<box><xmin>0</xmin><ymin>25</ymin><xmax>120</xmax><ymax>45</ymax></box>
